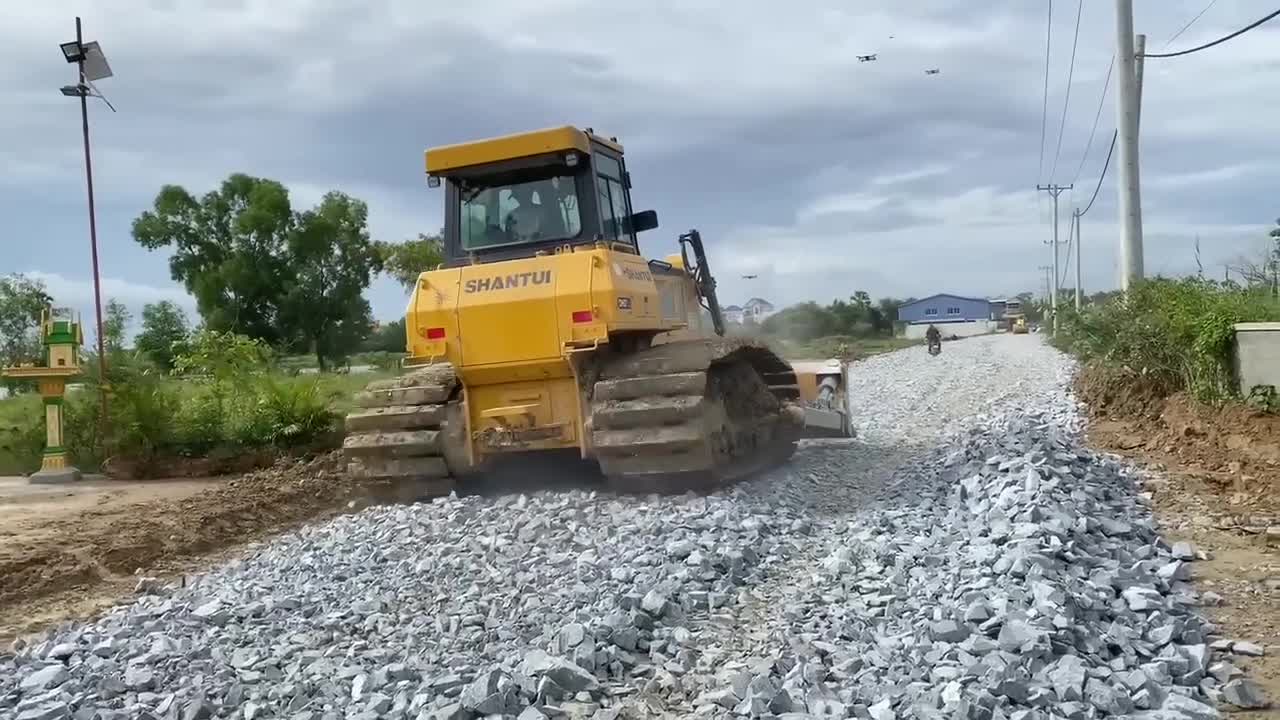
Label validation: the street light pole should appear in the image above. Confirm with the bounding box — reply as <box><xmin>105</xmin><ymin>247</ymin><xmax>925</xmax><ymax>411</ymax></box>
<box><xmin>72</xmin><ymin>17</ymin><xmax>109</xmax><ymax>427</ymax></box>
<box><xmin>59</xmin><ymin>17</ymin><xmax>115</xmax><ymax>435</ymax></box>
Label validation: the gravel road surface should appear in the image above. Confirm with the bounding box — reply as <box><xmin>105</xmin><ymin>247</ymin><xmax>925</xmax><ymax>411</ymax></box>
<box><xmin>3</xmin><ymin>335</ymin><xmax>1259</xmax><ymax>719</ymax></box>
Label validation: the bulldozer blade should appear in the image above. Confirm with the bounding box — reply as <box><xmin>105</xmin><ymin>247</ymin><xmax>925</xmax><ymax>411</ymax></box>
<box><xmin>800</xmin><ymin>406</ymin><xmax>852</xmax><ymax>439</ymax></box>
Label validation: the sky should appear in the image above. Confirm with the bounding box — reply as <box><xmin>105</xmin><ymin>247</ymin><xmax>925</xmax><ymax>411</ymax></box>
<box><xmin>2</xmin><ymin>1</ymin><xmax>1278</xmax><ymax>341</ymax></box>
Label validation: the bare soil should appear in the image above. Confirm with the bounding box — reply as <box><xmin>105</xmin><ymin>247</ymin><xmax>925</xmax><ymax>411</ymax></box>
<box><xmin>0</xmin><ymin>452</ymin><xmax>398</xmax><ymax>643</ymax></box>
<box><xmin>1080</xmin><ymin>369</ymin><xmax>1280</xmax><ymax>713</ymax></box>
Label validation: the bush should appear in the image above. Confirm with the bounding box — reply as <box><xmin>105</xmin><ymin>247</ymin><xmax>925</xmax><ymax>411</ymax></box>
<box><xmin>1054</xmin><ymin>277</ymin><xmax>1280</xmax><ymax>404</ymax></box>
<box><xmin>61</xmin><ymin>363</ymin><xmax>179</xmax><ymax>470</ymax></box>
<box><xmin>230</xmin><ymin>377</ymin><xmax>337</xmax><ymax>448</ymax></box>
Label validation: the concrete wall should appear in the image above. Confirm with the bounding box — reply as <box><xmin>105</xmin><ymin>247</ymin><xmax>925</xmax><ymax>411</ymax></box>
<box><xmin>1234</xmin><ymin>322</ymin><xmax>1280</xmax><ymax>393</ymax></box>
<box><xmin>904</xmin><ymin>320</ymin><xmax>995</xmax><ymax>339</ymax></box>
<box><xmin>899</xmin><ymin>294</ymin><xmax>991</xmax><ymax>324</ymax></box>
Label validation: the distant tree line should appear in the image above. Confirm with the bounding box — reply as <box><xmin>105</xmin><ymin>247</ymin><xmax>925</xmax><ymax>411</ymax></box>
<box><xmin>759</xmin><ymin>292</ymin><xmax>915</xmax><ymax>342</ymax></box>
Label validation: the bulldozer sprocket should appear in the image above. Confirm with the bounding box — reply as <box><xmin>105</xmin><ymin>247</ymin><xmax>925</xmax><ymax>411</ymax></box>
<box><xmin>589</xmin><ymin>339</ymin><xmax>802</xmax><ymax>493</ymax></box>
<box><xmin>342</xmin><ymin>364</ymin><xmax>460</xmax><ymax>498</ymax></box>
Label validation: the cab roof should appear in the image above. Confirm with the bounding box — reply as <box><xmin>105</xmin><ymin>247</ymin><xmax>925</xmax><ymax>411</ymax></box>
<box><xmin>424</xmin><ymin>126</ymin><xmax>624</xmax><ymax>174</ymax></box>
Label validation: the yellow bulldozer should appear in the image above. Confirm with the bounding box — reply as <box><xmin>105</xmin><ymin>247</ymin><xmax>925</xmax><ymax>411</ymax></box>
<box><xmin>344</xmin><ymin>126</ymin><xmax>851</xmax><ymax>495</ymax></box>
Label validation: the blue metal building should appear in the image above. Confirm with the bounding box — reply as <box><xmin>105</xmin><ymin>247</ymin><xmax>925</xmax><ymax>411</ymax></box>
<box><xmin>897</xmin><ymin>294</ymin><xmax>992</xmax><ymax>325</ymax></box>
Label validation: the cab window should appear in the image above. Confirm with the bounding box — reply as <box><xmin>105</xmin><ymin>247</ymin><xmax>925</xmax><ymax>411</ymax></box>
<box><xmin>594</xmin><ymin>153</ymin><xmax>633</xmax><ymax>244</ymax></box>
<box><xmin>460</xmin><ymin>173</ymin><xmax>582</xmax><ymax>250</ymax></box>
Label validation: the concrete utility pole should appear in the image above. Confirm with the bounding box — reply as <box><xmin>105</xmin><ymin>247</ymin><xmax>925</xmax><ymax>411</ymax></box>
<box><xmin>1037</xmin><ymin>183</ymin><xmax>1072</xmax><ymax>333</ymax></box>
<box><xmin>1039</xmin><ymin>265</ymin><xmax>1053</xmax><ymax>304</ymax></box>
<box><xmin>1115</xmin><ymin>0</ymin><xmax>1144</xmax><ymax>289</ymax></box>
<box><xmin>1073</xmin><ymin>209</ymin><xmax>1083</xmax><ymax>310</ymax></box>
<box><xmin>1134</xmin><ymin>33</ymin><xmax>1146</xmax><ymax>132</ymax></box>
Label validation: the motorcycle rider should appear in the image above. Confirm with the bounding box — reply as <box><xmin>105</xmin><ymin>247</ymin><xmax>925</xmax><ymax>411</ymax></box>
<box><xmin>925</xmin><ymin>324</ymin><xmax>941</xmax><ymax>350</ymax></box>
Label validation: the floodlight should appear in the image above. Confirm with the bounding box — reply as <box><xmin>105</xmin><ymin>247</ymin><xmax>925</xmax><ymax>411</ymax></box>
<box><xmin>59</xmin><ymin>41</ymin><xmax>83</xmax><ymax>63</ymax></box>
<box><xmin>60</xmin><ymin>84</ymin><xmax>86</xmax><ymax>97</ymax></box>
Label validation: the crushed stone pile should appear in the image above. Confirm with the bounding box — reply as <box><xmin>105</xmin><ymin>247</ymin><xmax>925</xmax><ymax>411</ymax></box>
<box><xmin>0</xmin><ymin>335</ymin><xmax>1268</xmax><ymax>719</ymax></box>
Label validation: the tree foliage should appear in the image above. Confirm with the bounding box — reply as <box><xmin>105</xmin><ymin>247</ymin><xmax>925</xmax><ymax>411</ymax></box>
<box><xmin>281</xmin><ymin>192</ymin><xmax>382</xmax><ymax>370</ymax></box>
<box><xmin>377</xmin><ymin>231</ymin><xmax>444</xmax><ymax>291</ymax></box>
<box><xmin>362</xmin><ymin>318</ymin><xmax>408</xmax><ymax>353</ymax></box>
<box><xmin>132</xmin><ymin>174</ymin><xmax>293</xmax><ymax>344</ymax></box>
<box><xmin>0</xmin><ymin>274</ymin><xmax>52</xmax><ymax>363</ymax></box>
<box><xmin>760</xmin><ymin>292</ymin><xmax>904</xmax><ymax>342</ymax></box>
<box><xmin>134</xmin><ymin>301</ymin><xmax>190</xmax><ymax>371</ymax></box>
<box><xmin>131</xmin><ymin>173</ymin><xmax>384</xmax><ymax>368</ymax></box>
<box><xmin>103</xmin><ymin>299</ymin><xmax>132</xmax><ymax>353</ymax></box>
<box><xmin>174</xmin><ymin>329</ymin><xmax>272</xmax><ymax>381</ymax></box>
<box><xmin>0</xmin><ymin>274</ymin><xmax>53</xmax><ymax>389</ymax></box>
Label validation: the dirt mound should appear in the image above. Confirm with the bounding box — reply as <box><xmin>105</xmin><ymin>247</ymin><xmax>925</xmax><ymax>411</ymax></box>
<box><xmin>0</xmin><ymin>451</ymin><xmax>394</xmax><ymax>637</ymax></box>
<box><xmin>1075</xmin><ymin>361</ymin><xmax>1167</xmax><ymax>420</ymax></box>
<box><xmin>1079</xmin><ymin>361</ymin><xmax>1278</xmax><ymax>534</ymax></box>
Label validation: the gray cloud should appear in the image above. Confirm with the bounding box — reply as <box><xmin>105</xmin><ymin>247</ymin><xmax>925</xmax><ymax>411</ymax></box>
<box><xmin>2</xmin><ymin>0</ymin><xmax>1278</xmax><ymax>337</ymax></box>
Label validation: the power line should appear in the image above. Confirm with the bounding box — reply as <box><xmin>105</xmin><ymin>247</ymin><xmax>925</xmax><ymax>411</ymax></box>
<box><xmin>1162</xmin><ymin>0</ymin><xmax>1221</xmax><ymax>50</ymax></box>
<box><xmin>1037</xmin><ymin>0</ymin><xmax>1053</xmax><ymax>182</ymax></box>
<box><xmin>1143</xmin><ymin>8</ymin><xmax>1280</xmax><ymax>58</ymax></box>
<box><xmin>1078</xmin><ymin>129</ymin><xmax>1117</xmax><ymax>217</ymax></box>
<box><xmin>1049</xmin><ymin>0</ymin><xmax>1084</xmax><ymax>183</ymax></box>
<box><xmin>1069</xmin><ymin>54</ymin><xmax>1114</xmax><ymax>188</ymax></box>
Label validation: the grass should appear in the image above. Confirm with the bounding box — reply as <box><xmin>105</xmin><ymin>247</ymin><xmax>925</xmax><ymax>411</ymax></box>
<box><xmin>773</xmin><ymin>334</ymin><xmax>921</xmax><ymax>361</ymax></box>
<box><xmin>0</xmin><ymin>370</ymin><xmax>395</xmax><ymax>476</ymax></box>
<box><xmin>276</xmin><ymin>351</ymin><xmax>405</xmax><ymax>373</ymax></box>
<box><xmin>0</xmin><ymin>393</ymin><xmax>42</xmax><ymax>476</ymax></box>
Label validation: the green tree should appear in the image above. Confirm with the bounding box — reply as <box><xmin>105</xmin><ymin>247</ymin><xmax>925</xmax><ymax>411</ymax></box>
<box><xmin>132</xmin><ymin>173</ymin><xmax>293</xmax><ymax>344</ymax></box>
<box><xmin>134</xmin><ymin>301</ymin><xmax>190</xmax><ymax>371</ymax></box>
<box><xmin>876</xmin><ymin>297</ymin><xmax>903</xmax><ymax>332</ymax></box>
<box><xmin>102</xmin><ymin>299</ymin><xmax>131</xmax><ymax>353</ymax></box>
<box><xmin>362</xmin><ymin>318</ymin><xmax>408</xmax><ymax>353</ymax></box>
<box><xmin>761</xmin><ymin>302</ymin><xmax>839</xmax><ymax>340</ymax></box>
<box><xmin>132</xmin><ymin>174</ymin><xmax>385</xmax><ymax>367</ymax></box>
<box><xmin>174</xmin><ymin>329</ymin><xmax>272</xmax><ymax>380</ymax></box>
<box><xmin>280</xmin><ymin>192</ymin><xmax>383</xmax><ymax>370</ymax></box>
<box><xmin>0</xmin><ymin>274</ymin><xmax>53</xmax><ymax>390</ymax></box>
<box><xmin>377</xmin><ymin>231</ymin><xmax>444</xmax><ymax>291</ymax></box>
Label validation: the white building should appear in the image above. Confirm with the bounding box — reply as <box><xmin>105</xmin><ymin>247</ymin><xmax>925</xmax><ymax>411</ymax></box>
<box><xmin>723</xmin><ymin>305</ymin><xmax>745</xmax><ymax>325</ymax></box>
<box><xmin>742</xmin><ymin>298</ymin><xmax>776</xmax><ymax>324</ymax></box>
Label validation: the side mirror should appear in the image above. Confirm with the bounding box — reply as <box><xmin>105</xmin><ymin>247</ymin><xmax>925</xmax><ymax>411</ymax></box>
<box><xmin>626</xmin><ymin>209</ymin><xmax>659</xmax><ymax>234</ymax></box>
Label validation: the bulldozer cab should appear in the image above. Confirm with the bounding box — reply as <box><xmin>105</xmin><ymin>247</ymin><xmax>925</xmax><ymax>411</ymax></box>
<box><xmin>427</xmin><ymin>127</ymin><xmax>660</xmax><ymax>267</ymax></box>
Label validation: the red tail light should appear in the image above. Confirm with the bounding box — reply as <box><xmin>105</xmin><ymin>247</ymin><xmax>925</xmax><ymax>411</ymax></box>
<box><xmin>571</xmin><ymin>310</ymin><xmax>593</xmax><ymax>324</ymax></box>
<box><xmin>425</xmin><ymin>327</ymin><xmax>446</xmax><ymax>340</ymax></box>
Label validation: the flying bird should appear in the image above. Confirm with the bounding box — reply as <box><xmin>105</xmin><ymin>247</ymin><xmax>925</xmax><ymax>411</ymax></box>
<box><xmin>741</xmin><ymin>274</ymin><xmax>759</xmax><ymax>279</ymax></box>
<box><xmin>857</xmin><ymin>54</ymin><xmax>878</xmax><ymax>62</ymax></box>
<box><xmin>925</xmin><ymin>68</ymin><xmax>940</xmax><ymax>75</ymax></box>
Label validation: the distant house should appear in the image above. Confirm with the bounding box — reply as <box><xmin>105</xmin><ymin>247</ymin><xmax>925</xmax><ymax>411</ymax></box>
<box><xmin>897</xmin><ymin>294</ymin><xmax>994</xmax><ymax>339</ymax></box>
<box><xmin>743</xmin><ymin>298</ymin><xmax>776</xmax><ymax>324</ymax></box>
<box><xmin>723</xmin><ymin>305</ymin><xmax>745</xmax><ymax>325</ymax></box>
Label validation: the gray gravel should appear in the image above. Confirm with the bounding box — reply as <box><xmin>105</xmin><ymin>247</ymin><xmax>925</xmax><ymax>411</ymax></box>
<box><xmin>1</xmin><ymin>335</ymin><xmax>1265</xmax><ymax>719</ymax></box>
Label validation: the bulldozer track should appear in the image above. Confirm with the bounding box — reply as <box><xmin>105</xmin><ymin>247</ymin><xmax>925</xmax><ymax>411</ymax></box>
<box><xmin>343</xmin><ymin>339</ymin><xmax>805</xmax><ymax>497</ymax></box>
<box><xmin>590</xmin><ymin>339</ymin><xmax>802</xmax><ymax>494</ymax></box>
<box><xmin>342</xmin><ymin>365</ymin><xmax>460</xmax><ymax>500</ymax></box>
